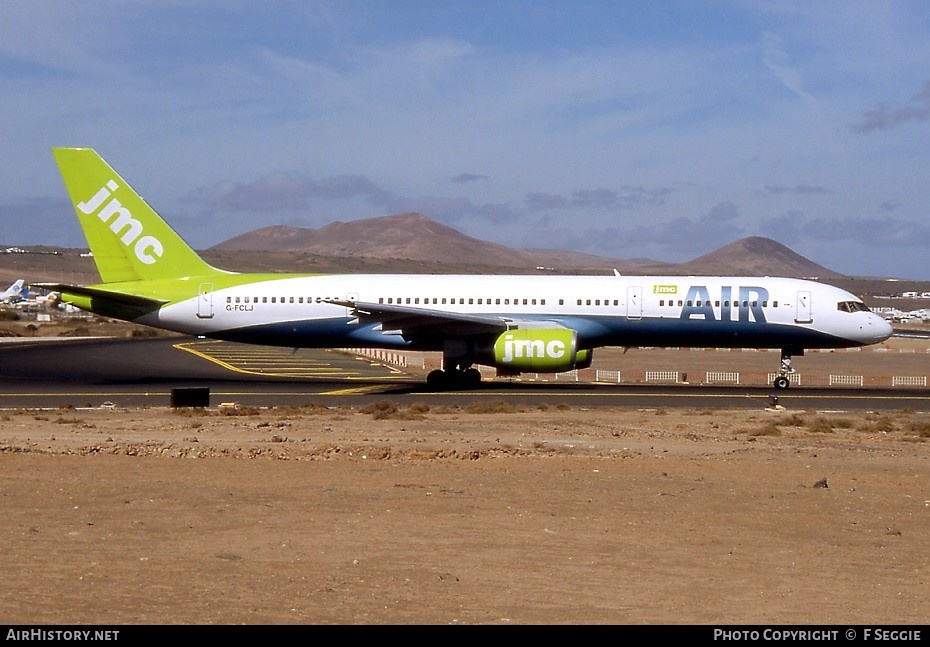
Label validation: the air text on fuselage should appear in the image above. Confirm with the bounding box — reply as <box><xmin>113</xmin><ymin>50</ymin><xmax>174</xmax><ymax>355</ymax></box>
<box><xmin>679</xmin><ymin>285</ymin><xmax>769</xmax><ymax>323</ymax></box>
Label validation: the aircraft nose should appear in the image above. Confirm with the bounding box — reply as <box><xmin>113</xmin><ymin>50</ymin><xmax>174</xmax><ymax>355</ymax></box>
<box><xmin>865</xmin><ymin>315</ymin><xmax>894</xmax><ymax>344</ymax></box>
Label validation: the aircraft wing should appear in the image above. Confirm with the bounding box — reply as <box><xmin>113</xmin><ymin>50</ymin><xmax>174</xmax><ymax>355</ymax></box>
<box><xmin>325</xmin><ymin>299</ymin><xmax>517</xmax><ymax>338</ymax></box>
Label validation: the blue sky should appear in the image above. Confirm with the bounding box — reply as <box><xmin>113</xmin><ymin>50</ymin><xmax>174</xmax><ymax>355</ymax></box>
<box><xmin>3</xmin><ymin>1</ymin><xmax>930</xmax><ymax>279</ymax></box>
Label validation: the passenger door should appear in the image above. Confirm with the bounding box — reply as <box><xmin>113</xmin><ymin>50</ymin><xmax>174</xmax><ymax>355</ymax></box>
<box><xmin>626</xmin><ymin>286</ymin><xmax>642</xmax><ymax>320</ymax></box>
<box><xmin>795</xmin><ymin>290</ymin><xmax>812</xmax><ymax>324</ymax></box>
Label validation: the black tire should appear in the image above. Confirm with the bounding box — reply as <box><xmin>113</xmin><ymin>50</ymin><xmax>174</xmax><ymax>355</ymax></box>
<box><xmin>773</xmin><ymin>376</ymin><xmax>790</xmax><ymax>390</ymax></box>
<box><xmin>463</xmin><ymin>367</ymin><xmax>482</xmax><ymax>388</ymax></box>
<box><xmin>426</xmin><ymin>369</ymin><xmax>447</xmax><ymax>391</ymax></box>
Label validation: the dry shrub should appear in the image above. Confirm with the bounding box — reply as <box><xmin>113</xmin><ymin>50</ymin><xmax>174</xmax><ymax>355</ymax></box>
<box><xmin>750</xmin><ymin>421</ymin><xmax>783</xmax><ymax>436</ymax></box>
<box><xmin>361</xmin><ymin>400</ymin><xmax>399</xmax><ymax>419</ymax></box>
<box><xmin>219</xmin><ymin>405</ymin><xmax>261</xmax><ymax>416</ymax></box>
<box><xmin>807</xmin><ymin>417</ymin><xmax>835</xmax><ymax>433</ymax></box>
<box><xmin>408</xmin><ymin>402</ymin><xmax>431</xmax><ymax>414</ymax></box>
<box><xmin>909</xmin><ymin>420</ymin><xmax>930</xmax><ymax>439</ymax></box>
<box><xmin>463</xmin><ymin>400</ymin><xmax>521</xmax><ymax>414</ymax></box>
<box><xmin>171</xmin><ymin>407</ymin><xmax>208</xmax><ymax>417</ymax></box>
<box><xmin>870</xmin><ymin>416</ymin><xmax>896</xmax><ymax>433</ymax></box>
<box><xmin>358</xmin><ymin>401</ymin><xmax>428</xmax><ymax>420</ymax></box>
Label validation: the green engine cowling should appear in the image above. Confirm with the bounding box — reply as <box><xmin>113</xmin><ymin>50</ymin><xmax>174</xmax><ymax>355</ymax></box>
<box><xmin>491</xmin><ymin>328</ymin><xmax>592</xmax><ymax>373</ymax></box>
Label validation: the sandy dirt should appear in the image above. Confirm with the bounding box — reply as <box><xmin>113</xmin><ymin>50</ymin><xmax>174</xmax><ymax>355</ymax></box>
<box><xmin>1</xmin><ymin>399</ymin><xmax>929</xmax><ymax>625</ymax></box>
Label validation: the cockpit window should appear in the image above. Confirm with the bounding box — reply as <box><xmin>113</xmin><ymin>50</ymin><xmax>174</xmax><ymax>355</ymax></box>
<box><xmin>837</xmin><ymin>300</ymin><xmax>870</xmax><ymax>313</ymax></box>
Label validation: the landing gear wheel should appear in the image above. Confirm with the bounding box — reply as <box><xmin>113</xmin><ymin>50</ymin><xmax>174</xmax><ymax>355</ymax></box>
<box><xmin>774</xmin><ymin>348</ymin><xmax>801</xmax><ymax>390</ymax></box>
<box><xmin>426</xmin><ymin>369</ymin><xmax>448</xmax><ymax>390</ymax></box>
<box><xmin>426</xmin><ymin>367</ymin><xmax>482</xmax><ymax>391</ymax></box>
<box><xmin>463</xmin><ymin>367</ymin><xmax>482</xmax><ymax>388</ymax></box>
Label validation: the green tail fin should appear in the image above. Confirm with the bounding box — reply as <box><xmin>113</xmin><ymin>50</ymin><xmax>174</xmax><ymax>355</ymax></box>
<box><xmin>52</xmin><ymin>147</ymin><xmax>220</xmax><ymax>284</ymax></box>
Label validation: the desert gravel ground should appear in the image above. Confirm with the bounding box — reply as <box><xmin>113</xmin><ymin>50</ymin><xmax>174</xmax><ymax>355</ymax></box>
<box><xmin>1</xmin><ymin>399</ymin><xmax>929</xmax><ymax>625</ymax></box>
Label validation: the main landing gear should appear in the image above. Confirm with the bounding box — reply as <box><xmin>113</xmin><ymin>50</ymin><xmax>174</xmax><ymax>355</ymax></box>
<box><xmin>425</xmin><ymin>340</ymin><xmax>483</xmax><ymax>390</ymax></box>
<box><xmin>426</xmin><ymin>366</ymin><xmax>482</xmax><ymax>390</ymax></box>
<box><xmin>773</xmin><ymin>347</ymin><xmax>802</xmax><ymax>389</ymax></box>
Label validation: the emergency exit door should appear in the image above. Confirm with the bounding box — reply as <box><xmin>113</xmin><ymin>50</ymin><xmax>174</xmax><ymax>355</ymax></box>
<box><xmin>197</xmin><ymin>282</ymin><xmax>214</xmax><ymax>319</ymax></box>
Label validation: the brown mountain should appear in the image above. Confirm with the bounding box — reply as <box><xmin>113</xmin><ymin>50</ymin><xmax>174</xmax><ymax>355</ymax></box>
<box><xmin>210</xmin><ymin>213</ymin><xmax>636</xmax><ymax>271</ymax></box>
<box><xmin>210</xmin><ymin>212</ymin><xmax>840</xmax><ymax>277</ymax></box>
<box><xmin>1</xmin><ymin>214</ymin><xmax>855</xmax><ymax>289</ymax></box>
<box><xmin>212</xmin><ymin>213</ymin><xmax>537</xmax><ymax>268</ymax></box>
<box><xmin>674</xmin><ymin>236</ymin><xmax>845</xmax><ymax>279</ymax></box>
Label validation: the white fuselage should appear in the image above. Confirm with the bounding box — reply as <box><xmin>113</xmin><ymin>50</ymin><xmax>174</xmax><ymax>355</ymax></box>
<box><xmin>141</xmin><ymin>274</ymin><xmax>892</xmax><ymax>353</ymax></box>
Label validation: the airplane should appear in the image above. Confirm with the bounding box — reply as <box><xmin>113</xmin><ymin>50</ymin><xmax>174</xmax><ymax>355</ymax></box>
<box><xmin>39</xmin><ymin>147</ymin><xmax>893</xmax><ymax>390</ymax></box>
<box><xmin>0</xmin><ymin>279</ymin><xmax>26</xmax><ymax>304</ymax></box>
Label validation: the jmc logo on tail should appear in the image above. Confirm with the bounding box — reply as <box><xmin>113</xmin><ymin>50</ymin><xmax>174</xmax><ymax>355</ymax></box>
<box><xmin>77</xmin><ymin>180</ymin><xmax>164</xmax><ymax>264</ymax></box>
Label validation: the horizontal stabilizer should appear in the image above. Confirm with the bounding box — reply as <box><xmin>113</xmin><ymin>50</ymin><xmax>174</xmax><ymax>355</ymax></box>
<box><xmin>33</xmin><ymin>282</ymin><xmax>167</xmax><ymax>320</ymax></box>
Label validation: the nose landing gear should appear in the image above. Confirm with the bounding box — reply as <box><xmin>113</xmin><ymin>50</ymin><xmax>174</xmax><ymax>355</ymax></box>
<box><xmin>773</xmin><ymin>348</ymin><xmax>802</xmax><ymax>389</ymax></box>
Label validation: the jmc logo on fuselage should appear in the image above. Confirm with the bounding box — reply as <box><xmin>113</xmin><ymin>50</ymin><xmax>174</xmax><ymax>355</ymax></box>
<box><xmin>77</xmin><ymin>180</ymin><xmax>164</xmax><ymax>264</ymax></box>
<box><xmin>679</xmin><ymin>285</ymin><xmax>769</xmax><ymax>323</ymax></box>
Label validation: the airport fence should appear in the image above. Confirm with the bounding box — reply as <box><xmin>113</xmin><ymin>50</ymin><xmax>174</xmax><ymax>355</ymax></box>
<box><xmin>338</xmin><ymin>346</ymin><xmax>930</xmax><ymax>388</ymax></box>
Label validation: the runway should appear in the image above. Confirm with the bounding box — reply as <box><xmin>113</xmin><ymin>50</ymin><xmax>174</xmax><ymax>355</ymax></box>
<box><xmin>0</xmin><ymin>336</ymin><xmax>928</xmax><ymax>411</ymax></box>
